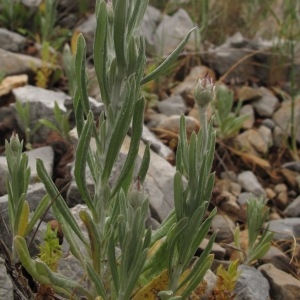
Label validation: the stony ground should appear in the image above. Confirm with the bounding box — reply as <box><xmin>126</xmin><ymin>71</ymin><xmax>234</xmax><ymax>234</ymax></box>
<box><xmin>0</xmin><ymin>1</ymin><xmax>300</xmax><ymax>300</ymax></box>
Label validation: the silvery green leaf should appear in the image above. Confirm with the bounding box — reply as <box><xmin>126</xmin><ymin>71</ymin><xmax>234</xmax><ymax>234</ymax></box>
<box><xmin>74</xmin><ymin>111</ymin><xmax>96</xmax><ymax>214</ymax></box>
<box><xmin>94</xmin><ymin>0</ymin><xmax>110</xmax><ymax>107</ymax></box>
<box><xmin>111</xmin><ymin>98</ymin><xmax>145</xmax><ymax>197</ymax></box>
<box><xmin>113</xmin><ymin>0</ymin><xmax>127</xmax><ymax>69</ymax></box>
<box><xmin>140</xmin><ymin>27</ymin><xmax>196</xmax><ymax>85</ymax></box>
<box><xmin>75</xmin><ymin>34</ymin><xmax>90</xmax><ymax>114</ymax></box>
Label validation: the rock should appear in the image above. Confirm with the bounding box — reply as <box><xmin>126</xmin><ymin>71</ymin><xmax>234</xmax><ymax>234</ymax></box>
<box><xmin>199</xmin><ymin>238</ymin><xmax>226</xmax><ymax>260</ymax></box>
<box><xmin>0</xmin><ymin>74</ymin><xmax>28</xmax><ymax>97</ymax></box>
<box><xmin>237</xmin><ymin>86</ymin><xmax>262</xmax><ymax>102</ymax></box>
<box><xmin>280</xmin><ymin>168</ymin><xmax>299</xmax><ymax>189</ymax></box>
<box><xmin>284</xmin><ymin>195</ymin><xmax>300</xmax><ymax>217</ymax></box>
<box><xmin>0</xmin><ymin>258</ymin><xmax>14</xmax><ymax>300</ymax></box>
<box><xmin>258</xmin><ymin>125</ymin><xmax>273</xmax><ymax>149</ymax></box>
<box><xmin>141</xmin><ymin>125</ymin><xmax>173</xmax><ymax>159</ymax></box>
<box><xmin>275</xmin><ymin>191</ymin><xmax>288</xmax><ymax>210</ymax></box>
<box><xmin>0</xmin><ymin>28</ymin><xmax>27</xmax><ymax>52</ymax></box>
<box><xmin>272</xmin><ymin>96</ymin><xmax>300</xmax><ymax>143</ymax></box>
<box><xmin>75</xmin><ymin>14</ymin><xmax>97</xmax><ymax>55</ymax></box>
<box><xmin>140</xmin><ymin>5</ymin><xmax>161</xmax><ymax>55</ymax></box>
<box><xmin>252</xmin><ymin>87</ymin><xmax>279</xmax><ymax>117</ymax></box>
<box><xmin>154</xmin><ymin>9</ymin><xmax>195</xmax><ymax>56</ymax></box>
<box><xmin>282</xmin><ymin>161</ymin><xmax>300</xmax><ymax>173</ymax></box>
<box><xmin>259</xmin><ymin>263</ymin><xmax>300</xmax><ymax>300</ymax></box>
<box><xmin>145</xmin><ymin>109</ymin><xmax>168</xmax><ymax>128</ymax></box>
<box><xmin>262</xmin><ymin>118</ymin><xmax>276</xmax><ymax>130</ymax></box>
<box><xmin>218</xmin><ymin>191</ymin><xmax>240</xmax><ymax>215</ymax></box>
<box><xmin>220</xmin><ymin>171</ymin><xmax>237</xmax><ymax>181</ymax></box>
<box><xmin>234</xmin><ymin>265</ymin><xmax>270</xmax><ymax>300</ymax></box>
<box><xmin>157</xmin><ymin>115</ymin><xmax>200</xmax><ymax>138</ymax></box>
<box><xmin>211</xmin><ymin>214</ymin><xmax>235</xmax><ymax>243</ymax></box>
<box><xmin>273</xmin><ymin>125</ymin><xmax>285</xmax><ymax>148</ymax></box>
<box><xmin>156</xmin><ymin>94</ymin><xmax>187</xmax><ymax>116</ymax></box>
<box><xmin>267</xmin><ymin>218</ymin><xmax>300</xmax><ymax>240</ymax></box>
<box><xmin>64</xmin><ymin>95</ymin><xmax>104</xmax><ymax>121</ymax></box>
<box><xmin>265</xmin><ymin>188</ymin><xmax>276</xmax><ymax>200</ymax></box>
<box><xmin>0</xmin><ymin>48</ymin><xmax>55</xmax><ymax>77</ymax></box>
<box><xmin>260</xmin><ymin>246</ymin><xmax>297</xmax><ymax>274</ymax></box>
<box><xmin>230</xmin><ymin>182</ymin><xmax>242</xmax><ymax>196</ymax></box>
<box><xmin>195</xmin><ymin>269</ymin><xmax>217</xmax><ymax>299</ymax></box>
<box><xmin>239</xmin><ymin>104</ymin><xmax>255</xmax><ymax>129</ymax></box>
<box><xmin>237</xmin><ymin>171</ymin><xmax>265</xmax><ymax>196</ymax></box>
<box><xmin>12</xmin><ymin>85</ymin><xmax>69</xmax><ymax>142</ymax></box>
<box><xmin>234</xmin><ymin>129</ymin><xmax>269</xmax><ymax>156</ymax></box>
<box><xmin>0</xmin><ymin>146</ymin><xmax>54</xmax><ymax>196</ymax></box>
<box><xmin>201</xmin><ymin>33</ymin><xmax>255</xmax><ymax>83</ymax></box>
<box><xmin>274</xmin><ymin>183</ymin><xmax>287</xmax><ymax>194</ymax></box>
<box><xmin>237</xmin><ymin>192</ymin><xmax>253</xmax><ymax>206</ymax></box>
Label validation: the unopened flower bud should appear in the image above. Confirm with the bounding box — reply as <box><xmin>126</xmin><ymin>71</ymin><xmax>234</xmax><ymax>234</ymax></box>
<box><xmin>194</xmin><ymin>74</ymin><xmax>215</xmax><ymax>109</ymax></box>
<box><xmin>9</xmin><ymin>132</ymin><xmax>21</xmax><ymax>152</ymax></box>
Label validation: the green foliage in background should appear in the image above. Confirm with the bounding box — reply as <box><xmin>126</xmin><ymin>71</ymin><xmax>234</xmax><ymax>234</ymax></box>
<box><xmin>214</xmin><ymin>85</ymin><xmax>248</xmax><ymax>140</ymax></box>
<box><xmin>234</xmin><ymin>195</ymin><xmax>274</xmax><ymax>265</ymax></box>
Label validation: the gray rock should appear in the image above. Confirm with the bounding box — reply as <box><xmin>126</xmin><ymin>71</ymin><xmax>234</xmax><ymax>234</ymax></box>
<box><xmin>157</xmin><ymin>94</ymin><xmax>187</xmax><ymax>116</ymax></box>
<box><xmin>12</xmin><ymin>85</ymin><xmax>68</xmax><ymax>142</ymax></box>
<box><xmin>211</xmin><ymin>214</ymin><xmax>235</xmax><ymax>242</ymax></box>
<box><xmin>237</xmin><ymin>171</ymin><xmax>265</xmax><ymax>196</ymax></box>
<box><xmin>199</xmin><ymin>238</ymin><xmax>226</xmax><ymax>260</ymax></box>
<box><xmin>267</xmin><ymin>218</ymin><xmax>300</xmax><ymax>240</ymax></box>
<box><xmin>220</xmin><ymin>170</ymin><xmax>237</xmax><ymax>181</ymax></box>
<box><xmin>0</xmin><ymin>146</ymin><xmax>54</xmax><ymax>196</ymax></box>
<box><xmin>140</xmin><ymin>5</ymin><xmax>161</xmax><ymax>55</ymax></box>
<box><xmin>141</xmin><ymin>125</ymin><xmax>173</xmax><ymax>159</ymax></box>
<box><xmin>154</xmin><ymin>9</ymin><xmax>195</xmax><ymax>56</ymax></box>
<box><xmin>282</xmin><ymin>161</ymin><xmax>300</xmax><ymax>172</ymax></box>
<box><xmin>0</xmin><ymin>28</ymin><xmax>27</xmax><ymax>52</ymax></box>
<box><xmin>260</xmin><ymin>246</ymin><xmax>297</xmax><ymax>274</ymax></box>
<box><xmin>145</xmin><ymin>110</ymin><xmax>168</xmax><ymax>128</ymax></box>
<box><xmin>252</xmin><ymin>87</ymin><xmax>279</xmax><ymax>117</ymax></box>
<box><xmin>273</xmin><ymin>96</ymin><xmax>300</xmax><ymax>143</ymax></box>
<box><xmin>262</xmin><ymin>118</ymin><xmax>276</xmax><ymax>130</ymax></box>
<box><xmin>273</xmin><ymin>126</ymin><xmax>285</xmax><ymax>147</ymax></box>
<box><xmin>64</xmin><ymin>95</ymin><xmax>104</xmax><ymax>120</ymax></box>
<box><xmin>234</xmin><ymin>265</ymin><xmax>270</xmax><ymax>300</ymax></box>
<box><xmin>0</xmin><ymin>258</ymin><xmax>13</xmax><ymax>300</ymax></box>
<box><xmin>201</xmin><ymin>34</ymin><xmax>255</xmax><ymax>83</ymax></box>
<box><xmin>157</xmin><ymin>115</ymin><xmax>200</xmax><ymax>138</ymax></box>
<box><xmin>75</xmin><ymin>14</ymin><xmax>97</xmax><ymax>55</ymax></box>
<box><xmin>258</xmin><ymin>125</ymin><xmax>273</xmax><ymax>149</ymax></box>
<box><xmin>284</xmin><ymin>195</ymin><xmax>300</xmax><ymax>217</ymax></box>
<box><xmin>259</xmin><ymin>263</ymin><xmax>300</xmax><ymax>300</ymax></box>
<box><xmin>235</xmin><ymin>129</ymin><xmax>269</xmax><ymax>156</ymax></box>
<box><xmin>239</xmin><ymin>104</ymin><xmax>255</xmax><ymax>129</ymax></box>
<box><xmin>237</xmin><ymin>192</ymin><xmax>253</xmax><ymax>206</ymax></box>
<box><xmin>0</xmin><ymin>48</ymin><xmax>50</xmax><ymax>76</ymax></box>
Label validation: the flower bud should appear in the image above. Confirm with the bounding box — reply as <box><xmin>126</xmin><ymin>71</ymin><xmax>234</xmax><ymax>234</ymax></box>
<box><xmin>194</xmin><ymin>73</ymin><xmax>215</xmax><ymax>109</ymax></box>
<box><xmin>9</xmin><ymin>132</ymin><xmax>21</xmax><ymax>152</ymax></box>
